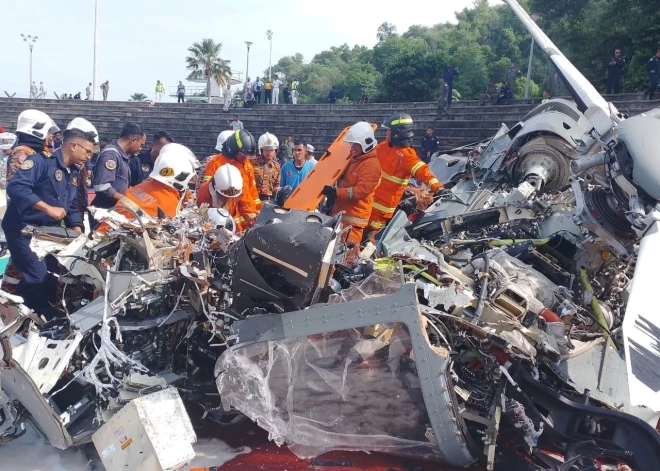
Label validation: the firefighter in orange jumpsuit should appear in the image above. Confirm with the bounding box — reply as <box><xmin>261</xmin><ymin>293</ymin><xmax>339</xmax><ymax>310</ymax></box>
<box><xmin>203</xmin><ymin>130</ymin><xmax>261</xmax><ymax>226</ymax></box>
<box><xmin>197</xmin><ymin>164</ymin><xmax>245</xmax><ymax>232</ymax></box>
<box><xmin>96</xmin><ymin>143</ymin><xmax>199</xmax><ymax>232</ymax></box>
<box><xmin>321</xmin><ymin>122</ymin><xmax>381</xmax><ymax>245</ymax></box>
<box><xmin>367</xmin><ymin>113</ymin><xmax>443</xmax><ymax>235</ymax></box>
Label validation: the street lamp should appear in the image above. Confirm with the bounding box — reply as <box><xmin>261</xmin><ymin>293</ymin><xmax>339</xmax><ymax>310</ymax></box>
<box><xmin>93</xmin><ymin>0</ymin><xmax>99</xmax><ymax>100</ymax></box>
<box><xmin>524</xmin><ymin>12</ymin><xmax>541</xmax><ymax>99</ymax></box>
<box><xmin>266</xmin><ymin>30</ymin><xmax>273</xmax><ymax>80</ymax></box>
<box><xmin>20</xmin><ymin>34</ymin><xmax>38</xmax><ymax>98</ymax></box>
<box><xmin>245</xmin><ymin>41</ymin><xmax>253</xmax><ymax>84</ymax></box>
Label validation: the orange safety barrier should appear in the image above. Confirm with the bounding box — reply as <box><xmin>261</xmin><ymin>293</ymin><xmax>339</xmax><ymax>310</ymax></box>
<box><xmin>283</xmin><ymin>123</ymin><xmax>378</xmax><ymax>211</ymax></box>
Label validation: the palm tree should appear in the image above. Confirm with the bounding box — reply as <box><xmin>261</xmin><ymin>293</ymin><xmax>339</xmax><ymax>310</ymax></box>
<box><xmin>130</xmin><ymin>93</ymin><xmax>148</xmax><ymax>102</ymax></box>
<box><xmin>186</xmin><ymin>39</ymin><xmax>232</xmax><ymax>104</ymax></box>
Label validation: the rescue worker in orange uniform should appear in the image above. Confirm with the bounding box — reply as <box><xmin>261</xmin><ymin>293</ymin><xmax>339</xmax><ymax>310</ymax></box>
<box><xmin>95</xmin><ymin>143</ymin><xmax>199</xmax><ymax>232</ymax></box>
<box><xmin>203</xmin><ymin>130</ymin><xmax>261</xmax><ymax>226</ymax></box>
<box><xmin>367</xmin><ymin>113</ymin><xmax>443</xmax><ymax>236</ymax></box>
<box><xmin>197</xmin><ymin>164</ymin><xmax>245</xmax><ymax>232</ymax></box>
<box><xmin>321</xmin><ymin>122</ymin><xmax>381</xmax><ymax>245</ymax></box>
<box><xmin>252</xmin><ymin>132</ymin><xmax>281</xmax><ymax>202</ymax></box>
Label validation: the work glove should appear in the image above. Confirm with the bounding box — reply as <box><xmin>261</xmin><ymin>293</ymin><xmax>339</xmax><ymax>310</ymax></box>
<box><xmin>321</xmin><ymin>185</ymin><xmax>336</xmax><ymax>199</ymax></box>
<box><xmin>434</xmin><ymin>187</ymin><xmax>452</xmax><ymax>198</ymax></box>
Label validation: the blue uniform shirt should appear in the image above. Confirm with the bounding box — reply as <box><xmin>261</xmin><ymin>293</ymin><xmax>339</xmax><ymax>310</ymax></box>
<box><xmin>128</xmin><ymin>150</ymin><xmax>153</xmax><ymax>187</ymax></box>
<box><xmin>280</xmin><ymin>160</ymin><xmax>313</xmax><ymax>191</ymax></box>
<box><xmin>91</xmin><ymin>141</ymin><xmax>131</xmax><ymax>208</ymax></box>
<box><xmin>2</xmin><ymin>149</ymin><xmax>82</xmax><ymax>232</ymax></box>
<box><xmin>443</xmin><ymin>68</ymin><xmax>460</xmax><ymax>85</ymax></box>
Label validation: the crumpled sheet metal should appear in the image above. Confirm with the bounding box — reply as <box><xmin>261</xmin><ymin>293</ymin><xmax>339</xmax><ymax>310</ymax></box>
<box><xmin>216</xmin><ymin>284</ymin><xmax>476</xmax><ymax>467</ymax></box>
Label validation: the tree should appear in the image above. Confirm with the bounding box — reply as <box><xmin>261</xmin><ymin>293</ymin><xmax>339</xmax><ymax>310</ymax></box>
<box><xmin>185</xmin><ymin>39</ymin><xmax>232</xmax><ymax>104</ymax></box>
<box><xmin>129</xmin><ymin>93</ymin><xmax>148</xmax><ymax>102</ymax></box>
<box><xmin>376</xmin><ymin>22</ymin><xmax>398</xmax><ymax>42</ymax></box>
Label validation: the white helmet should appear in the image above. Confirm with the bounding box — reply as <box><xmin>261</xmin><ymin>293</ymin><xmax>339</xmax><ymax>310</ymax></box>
<box><xmin>343</xmin><ymin>122</ymin><xmax>376</xmax><ymax>154</ymax></box>
<box><xmin>212</xmin><ymin>164</ymin><xmax>243</xmax><ymax>198</ymax></box>
<box><xmin>66</xmin><ymin>117</ymin><xmax>99</xmax><ymax>144</ymax></box>
<box><xmin>258</xmin><ymin>132</ymin><xmax>279</xmax><ymax>154</ymax></box>
<box><xmin>0</xmin><ymin>133</ymin><xmax>17</xmax><ymax>150</ymax></box>
<box><xmin>215</xmin><ymin>130</ymin><xmax>234</xmax><ymax>152</ymax></box>
<box><xmin>150</xmin><ymin>144</ymin><xmax>197</xmax><ymax>191</ymax></box>
<box><xmin>208</xmin><ymin>208</ymin><xmax>237</xmax><ymax>234</ymax></box>
<box><xmin>16</xmin><ymin>110</ymin><xmax>59</xmax><ymax>141</ymax></box>
<box><xmin>159</xmin><ymin>143</ymin><xmax>201</xmax><ymax>171</ymax></box>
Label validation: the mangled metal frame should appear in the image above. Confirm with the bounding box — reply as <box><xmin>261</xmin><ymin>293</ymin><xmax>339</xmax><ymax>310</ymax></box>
<box><xmin>222</xmin><ymin>284</ymin><xmax>477</xmax><ymax>467</ymax></box>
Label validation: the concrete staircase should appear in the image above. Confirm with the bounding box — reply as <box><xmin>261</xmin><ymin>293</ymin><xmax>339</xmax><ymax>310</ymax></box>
<box><xmin>0</xmin><ymin>95</ymin><xmax>657</xmax><ymax>158</ymax></box>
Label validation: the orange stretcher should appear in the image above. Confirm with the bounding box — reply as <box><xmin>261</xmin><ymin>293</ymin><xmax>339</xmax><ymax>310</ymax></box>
<box><xmin>284</xmin><ymin>123</ymin><xmax>378</xmax><ymax>211</ymax></box>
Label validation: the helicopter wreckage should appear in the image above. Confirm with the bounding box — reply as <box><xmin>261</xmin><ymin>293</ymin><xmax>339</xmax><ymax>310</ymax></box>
<box><xmin>2</xmin><ymin>2</ymin><xmax>660</xmax><ymax>470</ymax></box>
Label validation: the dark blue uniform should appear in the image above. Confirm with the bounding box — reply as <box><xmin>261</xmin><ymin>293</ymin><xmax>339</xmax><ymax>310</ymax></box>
<box><xmin>443</xmin><ymin>67</ymin><xmax>460</xmax><ymax>107</ymax></box>
<box><xmin>2</xmin><ymin>149</ymin><xmax>81</xmax><ymax>318</ymax></box>
<box><xmin>606</xmin><ymin>56</ymin><xmax>626</xmax><ymax>94</ymax></box>
<box><xmin>647</xmin><ymin>56</ymin><xmax>659</xmax><ymax>100</ymax></box>
<box><xmin>421</xmin><ymin>135</ymin><xmax>440</xmax><ymax>162</ymax></box>
<box><xmin>91</xmin><ymin>141</ymin><xmax>131</xmax><ymax>208</ymax></box>
<box><xmin>128</xmin><ymin>150</ymin><xmax>153</xmax><ymax>187</ymax></box>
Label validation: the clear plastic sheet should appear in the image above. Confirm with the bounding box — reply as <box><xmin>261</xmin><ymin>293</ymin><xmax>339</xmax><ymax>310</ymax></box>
<box><xmin>216</xmin><ymin>322</ymin><xmax>443</xmax><ymax>461</ymax></box>
<box><xmin>327</xmin><ymin>273</ymin><xmax>402</xmax><ymax>304</ymax></box>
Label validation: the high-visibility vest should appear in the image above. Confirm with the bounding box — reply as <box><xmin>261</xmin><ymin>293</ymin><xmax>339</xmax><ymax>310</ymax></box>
<box><xmin>156</xmin><ymin>84</ymin><xmax>164</xmax><ymax>92</ymax></box>
<box><xmin>291</xmin><ymin>81</ymin><xmax>299</xmax><ymax>90</ymax></box>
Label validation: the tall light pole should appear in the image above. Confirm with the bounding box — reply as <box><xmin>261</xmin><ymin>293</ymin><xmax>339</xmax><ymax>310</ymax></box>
<box><xmin>20</xmin><ymin>34</ymin><xmax>38</xmax><ymax>98</ymax></box>
<box><xmin>266</xmin><ymin>30</ymin><xmax>273</xmax><ymax>79</ymax></box>
<box><xmin>245</xmin><ymin>41</ymin><xmax>253</xmax><ymax>83</ymax></box>
<box><xmin>93</xmin><ymin>0</ymin><xmax>99</xmax><ymax>100</ymax></box>
<box><xmin>524</xmin><ymin>12</ymin><xmax>541</xmax><ymax>99</ymax></box>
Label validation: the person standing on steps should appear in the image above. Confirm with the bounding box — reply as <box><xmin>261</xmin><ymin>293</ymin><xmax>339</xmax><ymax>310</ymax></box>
<box><xmin>155</xmin><ymin>80</ymin><xmax>165</xmax><ymax>102</ymax></box>
<box><xmin>229</xmin><ymin>115</ymin><xmax>244</xmax><ymax>131</ymax></box>
<box><xmin>177</xmin><ymin>81</ymin><xmax>186</xmax><ymax>103</ymax></box>
<box><xmin>645</xmin><ymin>48</ymin><xmax>660</xmax><ymax>101</ymax></box>
<box><xmin>283</xmin><ymin>85</ymin><xmax>291</xmax><ymax>104</ymax></box>
<box><xmin>291</xmin><ymin>79</ymin><xmax>299</xmax><ymax>104</ymax></box>
<box><xmin>264</xmin><ymin>78</ymin><xmax>273</xmax><ymax>104</ymax></box>
<box><xmin>30</xmin><ymin>81</ymin><xmax>38</xmax><ymax>99</ymax></box>
<box><xmin>279</xmin><ymin>136</ymin><xmax>293</xmax><ymax>164</ymax></box>
<box><xmin>328</xmin><ymin>86</ymin><xmax>339</xmax><ymax>104</ymax></box>
<box><xmin>437</xmin><ymin>77</ymin><xmax>451</xmax><ymax>120</ymax></box>
<box><xmin>272</xmin><ymin>75</ymin><xmax>282</xmax><ymax>104</ymax></box>
<box><xmin>101</xmin><ymin>80</ymin><xmax>109</xmax><ymax>101</ymax></box>
<box><xmin>443</xmin><ymin>64</ymin><xmax>460</xmax><ymax>108</ymax></box>
<box><xmin>505</xmin><ymin>63</ymin><xmax>522</xmax><ymax>99</ymax></box>
<box><xmin>254</xmin><ymin>77</ymin><xmax>264</xmax><ymax>104</ymax></box>
<box><xmin>86</xmin><ymin>83</ymin><xmax>92</xmax><ymax>100</ymax></box>
<box><xmin>37</xmin><ymin>82</ymin><xmax>47</xmax><ymax>99</ymax></box>
<box><xmin>224</xmin><ymin>83</ymin><xmax>232</xmax><ymax>110</ymax></box>
<box><xmin>606</xmin><ymin>49</ymin><xmax>625</xmax><ymax>95</ymax></box>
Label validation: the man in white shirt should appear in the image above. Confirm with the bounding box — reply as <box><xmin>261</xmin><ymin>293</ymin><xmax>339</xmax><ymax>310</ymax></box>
<box><xmin>291</xmin><ymin>79</ymin><xmax>299</xmax><ymax>105</ymax></box>
<box><xmin>306</xmin><ymin>144</ymin><xmax>318</xmax><ymax>166</ymax></box>
<box><xmin>85</xmin><ymin>83</ymin><xmax>92</xmax><ymax>100</ymax></box>
<box><xmin>272</xmin><ymin>76</ymin><xmax>282</xmax><ymax>105</ymax></box>
<box><xmin>229</xmin><ymin>115</ymin><xmax>244</xmax><ymax>131</ymax></box>
<box><xmin>224</xmin><ymin>84</ymin><xmax>232</xmax><ymax>111</ymax></box>
<box><xmin>30</xmin><ymin>82</ymin><xmax>38</xmax><ymax>99</ymax></box>
<box><xmin>37</xmin><ymin>82</ymin><xmax>47</xmax><ymax>99</ymax></box>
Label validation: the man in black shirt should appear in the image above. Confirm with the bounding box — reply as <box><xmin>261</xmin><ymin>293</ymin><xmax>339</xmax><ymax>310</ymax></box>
<box><xmin>328</xmin><ymin>86</ymin><xmax>339</xmax><ymax>104</ymax></box>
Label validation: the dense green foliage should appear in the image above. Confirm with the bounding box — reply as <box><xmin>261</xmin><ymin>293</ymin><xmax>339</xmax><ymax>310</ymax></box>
<box><xmin>265</xmin><ymin>0</ymin><xmax>659</xmax><ymax>103</ymax></box>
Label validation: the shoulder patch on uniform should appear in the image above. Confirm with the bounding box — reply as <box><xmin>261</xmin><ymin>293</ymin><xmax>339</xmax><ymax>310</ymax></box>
<box><xmin>159</xmin><ymin>167</ymin><xmax>174</xmax><ymax>177</ymax></box>
<box><xmin>54</xmin><ymin>169</ymin><xmax>63</xmax><ymax>182</ymax></box>
<box><xmin>19</xmin><ymin>160</ymin><xmax>34</xmax><ymax>171</ymax></box>
<box><xmin>141</xmin><ymin>163</ymin><xmax>151</xmax><ymax>173</ymax></box>
<box><xmin>105</xmin><ymin>159</ymin><xmax>117</xmax><ymax>170</ymax></box>
<box><xmin>71</xmin><ymin>177</ymin><xmax>78</xmax><ymax>186</ymax></box>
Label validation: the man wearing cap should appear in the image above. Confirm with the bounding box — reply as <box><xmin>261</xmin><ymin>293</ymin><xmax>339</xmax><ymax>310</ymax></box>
<box><xmin>305</xmin><ymin>144</ymin><xmax>318</xmax><ymax>167</ymax></box>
